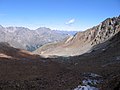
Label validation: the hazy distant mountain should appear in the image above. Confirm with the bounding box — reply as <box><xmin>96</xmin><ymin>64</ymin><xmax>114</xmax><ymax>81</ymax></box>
<box><xmin>34</xmin><ymin>16</ymin><xmax>120</xmax><ymax>57</ymax></box>
<box><xmin>0</xmin><ymin>26</ymin><xmax>75</xmax><ymax>51</ymax></box>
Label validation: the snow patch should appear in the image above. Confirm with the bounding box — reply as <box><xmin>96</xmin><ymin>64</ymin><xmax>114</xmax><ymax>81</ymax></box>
<box><xmin>74</xmin><ymin>85</ymin><xmax>98</xmax><ymax>90</ymax></box>
<box><xmin>73</xmin><ymin>73</ymin><xmax>102</xmax><ymax>90</ymax></box>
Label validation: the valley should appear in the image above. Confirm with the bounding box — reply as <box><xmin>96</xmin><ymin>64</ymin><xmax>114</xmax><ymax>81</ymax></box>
<box><xmin>0</xmin><ymin>16</ymin><xmax>120</xmax><ymax>90</ymax></box>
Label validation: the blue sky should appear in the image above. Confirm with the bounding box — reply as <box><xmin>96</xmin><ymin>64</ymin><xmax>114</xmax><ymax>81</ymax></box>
<box><xmin>0</xmin><ymin>0</ymin><xmax>120</xmax><ymax>31</ymax></box>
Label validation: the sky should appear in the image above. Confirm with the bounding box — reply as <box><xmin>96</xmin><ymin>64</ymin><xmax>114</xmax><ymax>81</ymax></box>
<box><xmin>0</xmin><ymin>0</ymin><xmax>120</xmax><ymax>31</ymax></box>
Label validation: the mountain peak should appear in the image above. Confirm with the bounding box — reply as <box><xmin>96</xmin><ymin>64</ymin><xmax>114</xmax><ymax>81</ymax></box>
<box><xmin>0</xmin><ymin>25</ymin><xmax>4</xmax><ymax>28</ymax></box>
<box><xmin>36</xmin><ymin>27</ymin><xmax>51</xmax><ymax>31</ymax></box>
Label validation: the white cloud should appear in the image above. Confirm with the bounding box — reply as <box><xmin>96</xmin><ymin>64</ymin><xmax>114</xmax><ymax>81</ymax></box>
<box><xmin>66</xmin><ymin>18</ymin><xmax>75</xmax><ymax>25</ymax></box>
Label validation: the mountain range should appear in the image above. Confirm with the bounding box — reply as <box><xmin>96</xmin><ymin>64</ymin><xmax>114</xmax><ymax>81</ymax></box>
<box><xmin>0</xmin><ymin>26</ymin><xmax>76</xmax><ymax>51</ymax></box>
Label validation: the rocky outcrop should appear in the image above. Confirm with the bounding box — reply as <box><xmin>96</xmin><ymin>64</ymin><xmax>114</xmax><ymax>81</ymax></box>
<box><xmin>34</xmin><ymin>16</ymin><xmax>120</xmax><ymax>57</ymax></box>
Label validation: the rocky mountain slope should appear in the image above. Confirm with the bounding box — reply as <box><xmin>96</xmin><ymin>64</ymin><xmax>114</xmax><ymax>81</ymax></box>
<box><xmin>34</xmin><ymin>16</ymin><xmax>120</xmax><ymax>57</ymax></box>
<box><xmin>0</xmin><ymin>26</ymin><xmax>74</xmax><ymax>51</ymax></box>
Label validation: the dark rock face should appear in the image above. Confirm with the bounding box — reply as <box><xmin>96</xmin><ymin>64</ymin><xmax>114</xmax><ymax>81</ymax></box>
<box><xmin>91</xmin><ymin>16</ymin><xmax>120</xmax><ymax>45</ymax></box>
<box><xmin>0</xmin><ymin>26</ymin><xmax>72</xmax><ymax>51</ymax></box>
